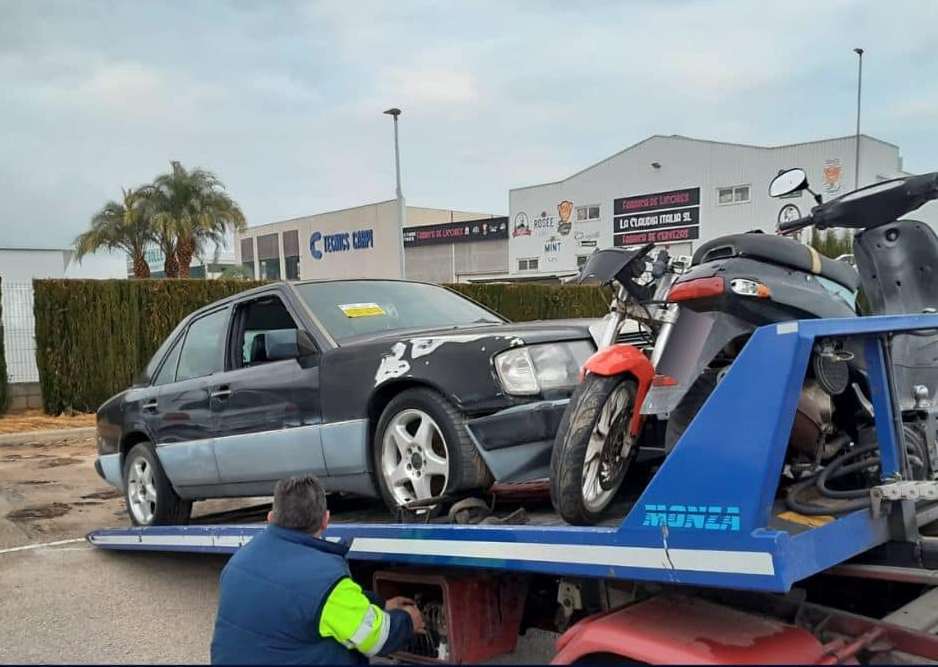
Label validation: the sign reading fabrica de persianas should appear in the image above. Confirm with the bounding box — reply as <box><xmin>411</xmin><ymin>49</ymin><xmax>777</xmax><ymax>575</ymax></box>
<box><xmin>613</xmin><ymin>187</ymin><xmax>700</xmax><ymax>247</ymax></box>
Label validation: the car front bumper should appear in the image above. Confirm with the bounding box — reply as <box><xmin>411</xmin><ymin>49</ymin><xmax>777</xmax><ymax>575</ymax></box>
<box><xmin>465</xmin><ymin>399</ymin><xmax>569</xmax><ymax>483</ymax></box>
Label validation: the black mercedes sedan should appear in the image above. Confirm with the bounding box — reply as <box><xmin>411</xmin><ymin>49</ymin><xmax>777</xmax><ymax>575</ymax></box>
<box><xmin>94</xmin><ymin>279</ymin><xmax>600</xmax><ymax>525</ymax></box>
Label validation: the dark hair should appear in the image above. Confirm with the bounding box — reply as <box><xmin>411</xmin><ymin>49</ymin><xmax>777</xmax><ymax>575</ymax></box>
<box><xmin>271</xmin><ymin>475</ymin><xmax>327</xmax><ymax>533</ymax></box>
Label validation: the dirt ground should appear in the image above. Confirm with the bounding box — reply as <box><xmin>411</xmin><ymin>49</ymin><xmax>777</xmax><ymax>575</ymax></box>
<box><xmin>0</xmin><ymin>431</ymin><xmax>124</xmax><ymax>549</ymax></box>
<box><xmin>0</xmin><ymin>409</ymin><xmax>96</xmax><ymax>434</ymax></box>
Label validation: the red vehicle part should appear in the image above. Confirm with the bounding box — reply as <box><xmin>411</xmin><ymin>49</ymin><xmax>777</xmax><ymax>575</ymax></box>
<box><xmin>581</xmin><ymin>343</ymin><xmax>654</xmax><ymax>435</ymax></box>
<box><xmin>552</xmin><ymin>595</ymin><xmax>830</xmax><ymax>665</ymax></box>
<box><xmin>373</xmin><ymin>569</ymin><xmax>526</xmax><ymax>664</ymax></box>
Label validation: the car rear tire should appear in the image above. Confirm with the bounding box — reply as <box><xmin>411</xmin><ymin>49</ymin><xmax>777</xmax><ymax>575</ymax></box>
<box><xmin>123</xmin><ymin>442</ymin><xmax>192</xmax><ymax>526</ymax></box>
<box><xmin>373</xmin><ymin>388</ymin><xmax>492</xmax><ymax>514</ymax></box>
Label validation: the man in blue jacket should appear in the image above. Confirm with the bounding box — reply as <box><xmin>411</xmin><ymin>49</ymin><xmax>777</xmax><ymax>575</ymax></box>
<box><xmin>211</xmin><ymin>475</ymin><xmax>423</xmax><ymax>664</ymax></box>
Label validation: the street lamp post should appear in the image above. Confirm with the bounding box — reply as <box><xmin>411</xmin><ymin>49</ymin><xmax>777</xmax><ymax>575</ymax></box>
<box><xmin>384</xmin><ymin>107</ymin><xmax>406</xmax><ymax>279</ymax></box>
<box><xmin>853</xmin><ymin>48</ymin><xmax>864</xmax><ymax>190</ymax></box>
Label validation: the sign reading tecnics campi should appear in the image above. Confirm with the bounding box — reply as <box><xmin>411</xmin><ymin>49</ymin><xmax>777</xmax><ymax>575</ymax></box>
<box><xmin>613</xmin><ymin>186</ymin><xmax>700</xmax><ymax>247</ymax></box>
<box><xmin>403</xmin><ymin>217</ymin><xmax>508</xmax><ymax>247</ymax></box>
<box><xmin>309</xmin><ymin>229</ymin><xmax>374</xmax><ymax>260</ymax></box>
<box><xmin>641</xmin><ymin>503</ymin><xmax>741</xmax><ymax>531</ymax></box>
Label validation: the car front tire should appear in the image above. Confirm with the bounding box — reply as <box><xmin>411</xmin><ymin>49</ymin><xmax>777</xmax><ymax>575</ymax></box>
<box><xmin>123</xmin><ymin>442</ymin><xmax>192</xmax><ymax>526</ymax></box>
<box><xmin>373</xmin><ymin>388</ymin><xmax>492</xmax><ymax>514</ymax></box>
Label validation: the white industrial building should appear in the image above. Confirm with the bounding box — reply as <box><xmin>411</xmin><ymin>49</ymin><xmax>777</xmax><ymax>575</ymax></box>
<box><xmin>508</xmin><ymin>134</ymin><xmax>932</xmax><ymax>279</ymax></box>
<box><xmin>236</xmin><ymin>201</ymin><xmax>508</xmax><ymax>284</ymax></box>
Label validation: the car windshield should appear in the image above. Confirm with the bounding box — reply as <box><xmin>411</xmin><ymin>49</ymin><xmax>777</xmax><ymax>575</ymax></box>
<box><xmin>293</xmin><ymin>281</ymin><xmax>505</xmax><ymax>341</ymax></box>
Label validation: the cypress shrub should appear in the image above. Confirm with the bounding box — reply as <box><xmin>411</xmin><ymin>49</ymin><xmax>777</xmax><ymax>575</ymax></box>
<box><xmin>34</xmin><ymin>279</ymin><xmax>265</xmax><ymax>414</ymax></box>
<box><xmin>33</xmin><ymin>279</ymin><xmax>608</xmax><ymax>414</ymax></box>
<box><xmin>447</xmin><ymin>283</ymin><xmax>608</xmax><ymax>321</ymax></box>
<box><xmin>0</xmin><ymin>277</ymin><xmax>7</xmax><ymax>413</ymax></box>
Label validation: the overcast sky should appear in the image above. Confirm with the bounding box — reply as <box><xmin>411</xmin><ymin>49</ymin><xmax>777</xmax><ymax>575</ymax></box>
<box><xmin>3</xmin><ymin>0</ymin><xmax>938</xmax><ymax>249</ymax></box>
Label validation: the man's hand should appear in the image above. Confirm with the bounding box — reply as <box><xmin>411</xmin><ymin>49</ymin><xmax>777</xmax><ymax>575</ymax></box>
<box><xmin>385</xmin><ymin>596</ymin><xmax>416</xmax><ymax>611</ymax></box>
<box><xmin>401</xmin><ymin>604</ymin><xmax>425</xmax><ymax>634</ymax></box>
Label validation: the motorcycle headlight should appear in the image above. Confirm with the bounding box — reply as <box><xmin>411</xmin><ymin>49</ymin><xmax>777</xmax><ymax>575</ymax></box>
<box><xmin>495</xmin><ymin>341</ymin><xmax>594</xmax><ymax>396</ymax></box>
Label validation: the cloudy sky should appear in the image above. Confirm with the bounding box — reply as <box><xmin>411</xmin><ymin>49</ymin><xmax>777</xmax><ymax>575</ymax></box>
<box><xmin>3</xmin><ymin>0</ymin><xmax>938</xmax><ymax>249</ymax></box>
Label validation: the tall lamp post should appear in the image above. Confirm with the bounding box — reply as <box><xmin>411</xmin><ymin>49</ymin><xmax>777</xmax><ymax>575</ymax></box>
<box><xmin>384</xmin><ymin>107</ymin><xmax>406</xmax><ymax>278</ymax></box>
<box><xmin>853</xmin><ymin>48</ymin><xmax>864</xmax><ymax>190</ymax></box>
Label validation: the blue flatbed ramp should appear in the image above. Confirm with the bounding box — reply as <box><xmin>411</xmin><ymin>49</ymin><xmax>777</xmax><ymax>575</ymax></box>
<box><xmin>89</xmin><ymin>314</ymin><xmax>938</xmax><ymax>594</ymax></box>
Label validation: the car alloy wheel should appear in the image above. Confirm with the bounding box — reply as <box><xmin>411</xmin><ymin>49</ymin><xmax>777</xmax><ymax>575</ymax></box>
<box><xmin>126</xmin><ymin>455</ymin><xmax>158</xmax><ymax>525</ymax></box>
<box><xmin>381</xmin><ymin>408</ymin><xmax>450</xmax><ymax>505</ymax></box>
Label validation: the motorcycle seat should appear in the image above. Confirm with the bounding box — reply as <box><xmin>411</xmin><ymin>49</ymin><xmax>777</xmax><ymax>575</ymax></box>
<box><xmin>692</xmin><ymin>233</ymin><xmax>859</xmax><ymax>291</ymax></box>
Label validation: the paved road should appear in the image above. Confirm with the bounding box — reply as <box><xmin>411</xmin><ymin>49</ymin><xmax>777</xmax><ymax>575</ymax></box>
<box><xmin>0</xmin><ymin>542</ymin><xmax>226</xmax><ymax>664</ymax></box>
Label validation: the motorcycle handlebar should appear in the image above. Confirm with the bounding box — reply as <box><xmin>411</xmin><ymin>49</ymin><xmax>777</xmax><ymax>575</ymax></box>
<box><xmin>778</xmin><ymin>215</ymin><xmax>815</xmax><ymax>234</ymax></box>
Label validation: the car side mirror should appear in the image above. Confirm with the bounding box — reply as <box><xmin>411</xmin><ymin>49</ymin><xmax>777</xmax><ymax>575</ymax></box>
<box><xmin>296</xmin><ymin>330</ymin><xmax>318</xmax><ymax>358</ymax></box>
<box><xmin>769</xmin><ymin>168</ymin><xmax>809</xmax><ymax>198</ymax></box>
<box><xmin>264</xmin><ymin>329</ymin><xmax>318</xmax><ymax>361</ymax></box>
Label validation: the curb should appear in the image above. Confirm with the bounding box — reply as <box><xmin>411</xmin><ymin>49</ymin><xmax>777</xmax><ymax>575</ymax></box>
<box><xmin>0</xmin><ymin>426</ymin><xmax>96</xmax><ymax>445</ymax></box>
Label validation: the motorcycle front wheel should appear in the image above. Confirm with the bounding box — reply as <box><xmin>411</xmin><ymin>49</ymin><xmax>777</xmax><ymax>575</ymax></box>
<box><xmin>550</xmin><ymin>374</ymin><xmax>638</xmax><ymax>525</ymax></box>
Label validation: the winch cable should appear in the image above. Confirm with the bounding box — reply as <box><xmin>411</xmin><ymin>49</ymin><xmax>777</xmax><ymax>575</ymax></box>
<box><xmin>785</xmin><ymin>438</ymin><xmax>927</xmax><ymax>516</ymax></box>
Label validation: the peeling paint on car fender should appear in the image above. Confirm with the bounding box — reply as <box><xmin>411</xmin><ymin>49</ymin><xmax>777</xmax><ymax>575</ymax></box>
<box><xmin>375</xmin><ymin>342</ymin><xmax>410</xmax><ymax>385</ymax></box>
<box><xmin>410</xmin><ymin>335</ymin><xmax>489</xmax><ymax>359</ymax></box>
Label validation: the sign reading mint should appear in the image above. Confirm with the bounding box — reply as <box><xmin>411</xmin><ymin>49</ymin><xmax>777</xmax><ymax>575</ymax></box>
<box><xmin>403</xmin><ymin>217</ymin><xmax>508</xmax><ymax>247</ymax></box>
<box><xmin>613</xmin><ymin>187</ymin><xmax>700</xmax><ymax>247</ymax></box>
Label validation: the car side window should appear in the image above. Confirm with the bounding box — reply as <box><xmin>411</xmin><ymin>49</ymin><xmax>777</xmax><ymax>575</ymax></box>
<box><xmin>235</xmin><ymin>295</ymin><xmax>299</xmax><ymax>367</ymax></box>
<box><xmin>175</xmin><ymin>308</ymin><xmax>229</xmax><ymax>382</ymax></box>
<box><xmin>152</xmin><ymin>335</ymin><xmax>183</xmax><ymax>386</ymax></box>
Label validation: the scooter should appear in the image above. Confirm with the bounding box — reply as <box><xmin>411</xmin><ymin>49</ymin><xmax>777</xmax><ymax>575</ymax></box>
<box><xmin>552</xmin><ymin>168</ymin><xmax>938</xmax><ymax>525</ymax></box>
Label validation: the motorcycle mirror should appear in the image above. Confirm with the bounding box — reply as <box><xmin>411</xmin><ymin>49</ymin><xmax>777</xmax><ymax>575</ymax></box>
<box><xmin>769</xmin><ymin>168</ymin><xmax>809</xmax><ymax>198</ymax></box>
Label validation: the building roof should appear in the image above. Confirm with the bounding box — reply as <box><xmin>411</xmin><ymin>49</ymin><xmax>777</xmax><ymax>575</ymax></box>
<box><xmin>510</xmin><ymin>133</ymin><xmax>900</xmax><ymax>192</ymax></box>
<box><xmin>244</xmin><ymin>200</ymin><xmax>504</xmax><ymax>232</ymax></box>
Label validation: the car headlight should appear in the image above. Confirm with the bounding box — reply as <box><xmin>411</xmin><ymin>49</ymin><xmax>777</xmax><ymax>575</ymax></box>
<box><xmin>495</xmin><ymin>341</ymin><xmax>594</xmax><ymax>396</ymax></box>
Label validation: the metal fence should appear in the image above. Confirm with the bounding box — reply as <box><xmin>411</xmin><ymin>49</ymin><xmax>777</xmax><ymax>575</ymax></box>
<box><xmin>2</xmin><ymin>281</ymin><xmax>38</xmax><ymax>383</ymax></box>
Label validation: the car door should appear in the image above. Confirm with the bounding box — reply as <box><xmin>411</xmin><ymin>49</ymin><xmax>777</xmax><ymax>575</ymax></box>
<box><xmin>210</xmin><ymin>291</ymin><xmax>326</xmax><ymax>490</ymax></box>
<box><xmin>147</xmin><ymin>306</ymin><xmax>230</xmax><ymax>492</ymax></box>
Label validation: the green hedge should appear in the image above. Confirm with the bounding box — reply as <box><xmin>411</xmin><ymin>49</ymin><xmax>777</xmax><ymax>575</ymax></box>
<box><xmin>33</xmin><ymin>279</ymin><xmax>608</xmax><ymax>414</ymax></box>
<box><xmin>448</xmin><ymin>283</ymin><xmax>608</xmax><ymax>321</ymax></box>
<box><xmin>34</xmin><ymin>280</ymin><xmax>266</xmax><ymax>414</ymax></box>
<box><xmin>0</xmin><ymin>277</ymin><xmax>7</xmax><ymax>413</ymax></box>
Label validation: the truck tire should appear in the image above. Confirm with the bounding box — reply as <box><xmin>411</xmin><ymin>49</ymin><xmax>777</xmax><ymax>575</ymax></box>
<box><xmin>663</xmin><ymin>368</ymin><xmax>720</xmax><ymax>453</ymax></box>
<box><xmin>551</xmin><ymin>375</ymin><xmax>638</xmax><ymax>525</ymax></box>
<box><xmin>374</xmin><ymin>388</ymin><xmax>492</xmax><ymax>513</ymax></box>
<box><xmin>123</xmin><ymin>442</ymin><xmax>192</xmax><ymax>526</ymax></box>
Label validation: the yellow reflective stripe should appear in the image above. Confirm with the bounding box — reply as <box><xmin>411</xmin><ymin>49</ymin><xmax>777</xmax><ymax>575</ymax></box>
<box><xmin>354</xmin><ymin>605</ymin><xmax>390</xmax><ymax>657</ymax></box>
<box><xmin>318</xmin><ymin>578</ymin><xmax>372</xmax><ymax>647</ymax></box>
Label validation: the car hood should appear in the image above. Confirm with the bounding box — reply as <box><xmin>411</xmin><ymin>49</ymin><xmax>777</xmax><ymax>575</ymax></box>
<box><xmin>338</xmin><ymin>318</ymin><xmax>598</xmax><ymax>348</ymax></box>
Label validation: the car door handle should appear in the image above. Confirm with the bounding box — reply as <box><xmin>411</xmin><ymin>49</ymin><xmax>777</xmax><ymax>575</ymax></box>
<box><xmin>211</xmin><ymin>386</ymin><xmax>232</xmax><ymax>400</ymax></box>
<box><xmin>142</xmin><ymin>400</ymin><xmax>158</xmax><ymax>412</ymax></box>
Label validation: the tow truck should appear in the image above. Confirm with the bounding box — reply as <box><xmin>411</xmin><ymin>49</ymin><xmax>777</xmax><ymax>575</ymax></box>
<box><xmin>89</xmin><ymin>314</ymin><xmax>938</xmax><ymax>664</ymax></box>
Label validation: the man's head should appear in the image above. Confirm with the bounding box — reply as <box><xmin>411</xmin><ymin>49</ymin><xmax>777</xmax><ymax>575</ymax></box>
<box><xmin>269</xmin><ymin>475</ymin><xmax>330</xmax><ymax>536</ymax></box>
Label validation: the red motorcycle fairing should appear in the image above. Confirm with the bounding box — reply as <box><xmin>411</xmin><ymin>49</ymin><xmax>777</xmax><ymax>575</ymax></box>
<box><xmin>581</xmin><ymin>343</ymin><xmax>654</xmax><ymax>436</ymax></box>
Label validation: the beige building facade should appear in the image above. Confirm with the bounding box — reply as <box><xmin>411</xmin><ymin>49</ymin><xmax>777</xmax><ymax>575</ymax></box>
<box><xmin>237</xmin><ymin>201</ymin><xmax>508</xmax><ymax>284</ymax></box>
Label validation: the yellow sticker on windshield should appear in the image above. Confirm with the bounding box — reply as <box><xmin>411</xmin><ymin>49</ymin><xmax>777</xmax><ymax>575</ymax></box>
<box><xmin>339</xmin><ymin>302</ymin><xmax>386</xmax><ymax>318</ymax></box>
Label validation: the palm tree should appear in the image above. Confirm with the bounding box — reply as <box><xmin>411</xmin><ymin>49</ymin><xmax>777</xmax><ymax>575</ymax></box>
<box><xmin>151</xmin><ymin>162</ymin><xmax>247</xmax><ymax>278</ymax></box>
<box><xmin>75</xmin><ymin>187</ymin><xmax>155</xmax><ymax>278</ymax></box>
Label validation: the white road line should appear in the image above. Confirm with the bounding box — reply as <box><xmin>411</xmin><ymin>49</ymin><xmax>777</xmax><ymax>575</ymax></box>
<box><xmin>0</xmin><ymin>538</ymin><xmax>87</xmax><ymax>555</ymax></box>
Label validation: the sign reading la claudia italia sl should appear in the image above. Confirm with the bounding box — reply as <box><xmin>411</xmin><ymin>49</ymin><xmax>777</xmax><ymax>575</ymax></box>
<box><xmin>613</xmin><ymin>187</ymin><xmax>701</xmax><ymax>247</ymax></box>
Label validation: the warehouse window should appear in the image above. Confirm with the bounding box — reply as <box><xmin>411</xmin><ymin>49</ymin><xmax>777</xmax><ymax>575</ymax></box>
<box><xmin>240</xmin><ymin>237</ymin><xmax>256</xmax><ymax>279</ymax></box>
<box><xmin>257</xmin><ymin>233</ymin><xmax>281</xmax><ymax>280</ymax></box>
<box><xmin>576</xmin><ymin>205</ymin><xmax>600</xmax><ymax>222</ymax></box>
<box><xmin>517</xmin><ymin>257</ymin><xmax>539</xmax><ymax>272</ymax></box>
<box><xmin>283</xmin><ymin>229</ymin><xmax>300</xmax><ymax>280</ymax></box>
<box><xmin>717</xmin><ymin>185</ymin><xmax>751</xmax><ymax>205</ymax></box>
